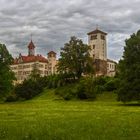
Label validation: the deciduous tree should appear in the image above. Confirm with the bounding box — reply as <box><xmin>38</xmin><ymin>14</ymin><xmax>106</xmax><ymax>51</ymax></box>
<box><xmin>58</xmin><ymin>36</ymin><xmax>94</xmax><ymax>79</ymax></box>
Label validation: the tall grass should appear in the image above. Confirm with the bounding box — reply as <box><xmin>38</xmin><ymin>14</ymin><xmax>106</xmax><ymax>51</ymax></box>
<box><xmin>0</xmin><ymin>90</ymin><xmax>140</xmax><ymax>140</ymax></box>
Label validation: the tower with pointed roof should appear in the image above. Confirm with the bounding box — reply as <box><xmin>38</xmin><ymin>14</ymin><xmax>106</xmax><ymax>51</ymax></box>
<box><xmin>28</xmin><ymin>40</ymin><xmax>35</xmax><ymax>56</ymax></box>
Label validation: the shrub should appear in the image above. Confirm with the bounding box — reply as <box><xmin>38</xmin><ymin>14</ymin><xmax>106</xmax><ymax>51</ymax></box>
<box><xmin>43</xmin><ymin>73</ymin><xmax>78</xmax><ymax>89</ymax></box>
<box><xmin>55</xmin><ymin>76</ymin><xmax>116</xmax><ymax>101</ymax></box>
<box><xmin>55</xmin><ymin>84</ymin><xmax>78</xmax><ymax>100</ymax></box>
<box><xmin>77</xmin><ymin>77</ymin><xmax>96</xmax><ymax>99</ymax></box>
<box><xmin>94</xmin><ymin>85</ymin><xmax>105</xmax><ymax>94</ymax></box>
<box><xmin>5</xmin><ymin>94</ymin><xmax>17</xmax><ymax>102</ymax></box>
<box><xmin>14</xmin><ymin>79</ymin><xmax>44</xmax><ymax>100</ymax></box>
<box><xmin>104</xmin><ymin>78</ymin><xmax>119</xmax><ymax>91</ymax></box>
<box><xmin>63</xmin><ymin>92</ymin><xmax>73</xmax><ymax>100</ymax></box>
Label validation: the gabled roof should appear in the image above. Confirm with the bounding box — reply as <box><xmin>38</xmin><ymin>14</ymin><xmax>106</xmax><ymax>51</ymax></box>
<box><xmin>13</xmin><ymin>55</ymin><xmax>48</xmax><ymax>64</ymax></box>
<box><xmin>87</xmin><ymin>29</ymin><xmax>107</xmax><ymax>35</ymax></box>
<box><xmin>27</xmin><ymin>40</ymin><xmax>36</xmax><ymax>49</ymax></box>
<box><xmin>47</xmin><ymin>51</ymin><xmax>56</xmax><ymax>55</ymax></box>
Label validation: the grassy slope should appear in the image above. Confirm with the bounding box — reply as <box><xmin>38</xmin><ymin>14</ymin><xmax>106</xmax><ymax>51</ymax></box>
<box><xmin>0</xmin><ymin>90</ymin><xmax>140</xmax><ymax>140</ymax></box>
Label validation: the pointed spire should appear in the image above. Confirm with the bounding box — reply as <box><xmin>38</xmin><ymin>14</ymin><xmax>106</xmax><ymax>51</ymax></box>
<box><xmin>27</xmin><ymin>35</ymin><xmax>36</xmax><ymax>56</ymax></box>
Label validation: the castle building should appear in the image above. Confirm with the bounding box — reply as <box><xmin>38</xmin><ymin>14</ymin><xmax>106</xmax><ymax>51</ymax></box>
<box><xmin>11</xmin><ymin>28</ymin><xmax>116</xmax><ymax>84</ymax></box>
<box><xmin>87</xmin><ymin>28</ymin><xmax>116</xmax><ymax>76</ymax></box>
<box><xmin>10</xmin><ymin>40</ymin><xmax>58</xmax><ymax>84</ymax></box>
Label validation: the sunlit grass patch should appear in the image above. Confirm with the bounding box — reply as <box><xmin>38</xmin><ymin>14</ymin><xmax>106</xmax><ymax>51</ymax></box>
<box><xmin>0</xmin><ymin>90</ymin><xmax>140</xmax><ymax>140</ymax></box>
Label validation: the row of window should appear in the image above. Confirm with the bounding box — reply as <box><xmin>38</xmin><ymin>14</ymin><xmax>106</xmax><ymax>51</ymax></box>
<box><xmin>11</xmin><ymin>64</ymin><xmax>49</xmax><ymax>70</ymax></box>
<box><xmin>15</xmin><ymin>68</ymin><xmax>57</xmax><ymax>76</ymax></box>
<box><xmin>16</xmin><ymin>68</ymin><xmax>64</xmax><ymax>81</ymax></box>
<box><xmin>107</xmin><ymin>63</ymin><xmax>115</xmax><ymax>69</ymax></box>
<box><xmin>90</xmin><ymin>34</ymin><xmax>105</xmax><ymax>40</ymax></box>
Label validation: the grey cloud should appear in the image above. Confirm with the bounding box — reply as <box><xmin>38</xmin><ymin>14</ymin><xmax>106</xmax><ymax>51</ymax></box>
<box><xmin>0</xmin><ymin>0</ymin><xmax>140</xmax><ymax>60</ymax></box>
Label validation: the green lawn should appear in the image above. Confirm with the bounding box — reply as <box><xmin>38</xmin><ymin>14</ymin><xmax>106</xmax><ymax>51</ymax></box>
<box><xmin>0</xmin><ymin>90</ymin><xmax>140</xmax><ymax>140</ymax></box>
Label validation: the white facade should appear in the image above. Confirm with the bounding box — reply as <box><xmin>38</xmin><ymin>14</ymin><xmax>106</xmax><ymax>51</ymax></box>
<box><xmin>10</xmin><ymin>62</ymin><xmax>48</xmax><ymax>84</ymax></box>
<box><xmin>10</xmin><ymin>40</ymin><xmax>58</xmax><ymax>84</ymax></box>
<box><xmin>107</xmin><ymin>59</ymin><xmax>116</xmax><ymax>77</ymax></box>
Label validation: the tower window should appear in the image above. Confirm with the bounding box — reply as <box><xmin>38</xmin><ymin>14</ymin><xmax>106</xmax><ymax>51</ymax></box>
<box><xmin>101</xmin><ymin>35</ymin><xmax>105</xmax><ymax>40</ymax></box>
<box><xmin>93</xmin><ymin>45</ymin><xmax>95</xmax><ymax>49</ymax></box>
<box><xmin>91</xmin><ymin>35</ymin><xmax>97</xmax><ymax>40</ymax></box>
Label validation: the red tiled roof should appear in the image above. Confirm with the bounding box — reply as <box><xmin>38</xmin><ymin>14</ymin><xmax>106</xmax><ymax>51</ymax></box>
<box><xmin>13</xmin><ymin>55</ymin><xmax>48</xmax><ymax>64</ymax></box>
<box><xmin>27</xmin><ymin>40</ymin><xmax>35</xmax><ymax>49</ymax></box>
<box><xmin>87</xmin><ymin>29</ymin><xmax>107</xmax><ymax>35</ymax></box>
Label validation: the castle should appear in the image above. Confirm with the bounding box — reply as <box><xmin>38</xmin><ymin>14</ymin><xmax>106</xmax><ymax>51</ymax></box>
<box><xmin>10</xmin><ymin>28</ymin><xmax>116</xmax><ymax>84</ymax></box>
<box><xmin>87</xmin><ymin>28</ymin><xmax>116</xmax><ymax>77</ymax></box>
<box><xmin>10</xmin><ymin>40</ymin><xmax>58</xmax><ymax>84</ymax></box>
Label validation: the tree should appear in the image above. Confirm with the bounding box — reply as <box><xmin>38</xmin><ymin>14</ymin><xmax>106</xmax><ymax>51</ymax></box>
<box><xmin>29</xmin><ymin>63</ymin><xmax>40</xmax><ymax>81</ymax></box>
<box><xmin>0</xmin><ymin>43</ymin><xmax>15</xmax><ymax>97</ymax></box>
<box><xmin>118</xmin><ymin>30</ymin><xmax>140</xmax><ymax>102</ymax></box>
<box><xmin>58</xmin><ymin>36</ymin><xmax>94</xmax><ymax>79</ymax></box>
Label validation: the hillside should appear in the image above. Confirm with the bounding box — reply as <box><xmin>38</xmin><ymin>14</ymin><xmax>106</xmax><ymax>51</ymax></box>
<box><xmin>0</xmin><ymin>90</ymin><xmax>140</xmax><ymax>140</ymax></box>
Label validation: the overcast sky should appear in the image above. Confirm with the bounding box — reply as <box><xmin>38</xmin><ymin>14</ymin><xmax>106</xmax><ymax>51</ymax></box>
<box><xmin>0</xmin><ymin>0</ymin><xmax>140</xmax><ymax>61</ymax></box>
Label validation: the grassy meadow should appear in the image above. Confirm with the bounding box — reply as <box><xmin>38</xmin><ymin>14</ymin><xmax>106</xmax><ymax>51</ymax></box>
<box><xmin>0</xmin><ymin>90</ymin><xmax>140</xmax><ymax>140</ymax></box>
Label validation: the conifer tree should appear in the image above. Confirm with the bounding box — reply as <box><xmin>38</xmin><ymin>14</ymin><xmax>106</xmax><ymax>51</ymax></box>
<box><xmin>118</xmin><ymin>30</ymin><xmax>140</xmax><ymax>102</ymax></box>
<box><xmin>0</xmin><ymin>43</ymin><xmax>15</xmax><ymax>97</ymax></box>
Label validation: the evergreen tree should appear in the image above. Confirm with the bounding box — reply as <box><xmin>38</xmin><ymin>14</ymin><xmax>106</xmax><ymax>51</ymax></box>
<box><xmin>118</xmin><ymin>30</ymin><xmax>140</xmax><ymax>102</ymax></box>
<box><xmin>0</xmin><ymin>43</ymin><xmax>15</xmax><ymax>97</ymax></box>
<box><xmin>58</xmin><ymin>36</ymin><xmax>94</xmax><ymax>79</ymax></box>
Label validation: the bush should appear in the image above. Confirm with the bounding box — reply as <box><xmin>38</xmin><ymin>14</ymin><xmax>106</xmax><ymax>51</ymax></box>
<box><xmin>14</xmin><ymin>79</ymin><xmax>44</xmax><ymax>100</ymax></box>
<box><xmin>42</xmin><ymin>73</ymin><xmax>78</xmax><ymax>89</ymax></box>
<box><xmin>94</xmin><ymin>85</ymin><xmax>105</xmax><ymax>94</ymax></box>
<box><xmin>63</xmin><ymin>92</ymin><xmax>73</xmax><ymax>100</ymax></box>
<box><xmin>77</xmin><ymin>77</ymin><xmax>96</xmax><ymax>99</ymax></box>
<box><xmin>5</xmin><ymin>94</ymin><xmax>17</xmax><ymax>102</ymax></box>
<box><xmin>55</xmin><ymin>84</ymin><xmax>78</xmax><ymax>100</ymax></box>
<box><xmin>104</xmin><ymin>78</ymin><xmax>119</xmax><ymax>91</ymax></box>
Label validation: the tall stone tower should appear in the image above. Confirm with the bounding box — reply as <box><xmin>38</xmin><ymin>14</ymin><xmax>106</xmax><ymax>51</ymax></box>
<box><xmin>47</xmin><ymin>51</ymin><xmax>57</xmax><ymax>74</ymax></box>
<box><xmin>87</xmin><ymin>28</ymin><xmax>107</xmax><ymax>76</ymax></box>
<box><xmin>27</xmin><ymin>40</ymin><xmax>35</xmax><ymax>56</ymax></box>
<box><xmin>87</xmin><ymin>28</ymin><xmax>107</xmax><ymax>60</ymax></box>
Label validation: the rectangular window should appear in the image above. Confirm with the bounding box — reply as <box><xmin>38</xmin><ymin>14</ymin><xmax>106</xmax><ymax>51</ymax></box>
<box><xmin>91</xmin><ymin>35</ymin><xmax>97</xmax><ymax>40</ymax></box>
<box><xmin>101</xmin><ymin>35</ymin><xmax>105</xmax><ymax>40</ymax></box>
<box><xmin>112</xmin><ymin>65</ymin><xmax>114</xmax><ymax>69</ymax></box>
<box><xmin>93</xmin><ymin>45</ymin><xmax>95</xmax><ymax>49</ymax></box>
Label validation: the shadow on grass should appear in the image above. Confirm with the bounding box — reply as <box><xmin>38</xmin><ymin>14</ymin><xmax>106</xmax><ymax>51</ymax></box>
<box><xmin>118</xmin><ymin>103</ymin><xmax>140</xmax><ymax>107</ymax></box>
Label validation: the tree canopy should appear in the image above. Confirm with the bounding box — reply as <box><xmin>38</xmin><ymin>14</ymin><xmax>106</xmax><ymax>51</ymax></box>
<box><xmin>0</xmin><ymin>43</ymin><xmax>15</xmax><ymax>97</ymax></box>
<box><xmin>29</xmin><ymin>63</ymin><xmax>41</xmax><ymax>81</ymax></box>
<box><xmin>118</xmin><ymin>30</ymin><xmax>140</xmax><ymax>102</ymax></box>
<box><xmin>57</xmin><ymin>36</ymin><xmax>94</xmax><ymax>79</ymax></box>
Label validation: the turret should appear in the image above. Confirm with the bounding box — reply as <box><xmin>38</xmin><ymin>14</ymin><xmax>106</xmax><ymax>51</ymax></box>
<box><xmin>27</xmin><ymin>40</ymin><xmax>36</xmax><ymax>56</ymax></box>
